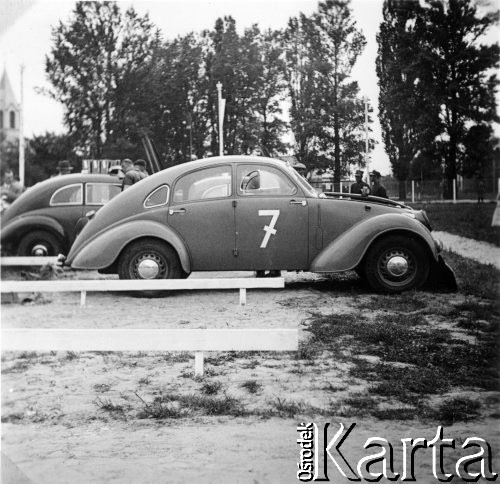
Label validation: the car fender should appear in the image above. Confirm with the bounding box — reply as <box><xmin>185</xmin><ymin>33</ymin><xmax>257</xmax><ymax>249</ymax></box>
<box><xmin>310</xmin><ymin>213</ymin><xmax>439</xmax><ymax>272</ymax></box>
<box><xmin>0</xmin><ymin>214</ymin><xmax>66</xmax><ymax>243</ymax></box>
<box><xmin>69</xmin><ymin>220</ymin><xmax>191</xmax><ymax>273</ymax></box>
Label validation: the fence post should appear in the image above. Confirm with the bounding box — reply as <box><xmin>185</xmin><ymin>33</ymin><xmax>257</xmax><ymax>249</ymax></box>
<box><xmin>194</xmin><ymin>351</ymin><xmax>204</xmax><ymax>376</ymax></box>
<box><xmin>497</xmin><ymin>178</ymin><xmax>500</xmax><ymax>196</ymax></box>
<box><xmin>453</xmin><ymin>179</ymin><xmax>457</xmax><ymax>204</ymax></box>
<box><xmin>411</xmin><ymin>180</ymin><xmax>415</xmax><ymax>204</ymax></box>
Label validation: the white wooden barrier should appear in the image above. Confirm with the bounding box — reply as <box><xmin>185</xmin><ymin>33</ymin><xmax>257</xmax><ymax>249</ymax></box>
<box><xmin>0</xmin><ymin>277</ymin><xmax>285</xmax><ymax>306</ymax></box>
<box><xmin>1</xmin><ymin>256</ymin><xmax>58</xmax><ymax>266</ymax></box>
<box><xmin>1</xmin><ymin>328</ymin><xmax>298</xmax><ymax>376</ymax></box>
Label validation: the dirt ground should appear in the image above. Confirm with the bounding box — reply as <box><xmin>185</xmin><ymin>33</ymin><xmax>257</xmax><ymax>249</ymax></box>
<box><xmin>1</xmin><ymin>269</ymin><xmax>499</xmax><ymax>483</ymax></box>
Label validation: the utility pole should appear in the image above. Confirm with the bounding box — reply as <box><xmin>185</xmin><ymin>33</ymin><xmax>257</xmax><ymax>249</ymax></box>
<box><xmin>216</xmin><ymin>82</ymin><xmax>225</xmax><ymax>156</ymax></box>
<box><xmin>363</xmin><ymin>96</ymin><xmax>370</xmax><ymax>185</ymax></box>
<box><xmin>19</xmin><ymin>64</ymin><xmax>25</xmax><ymax>186</ymax></box>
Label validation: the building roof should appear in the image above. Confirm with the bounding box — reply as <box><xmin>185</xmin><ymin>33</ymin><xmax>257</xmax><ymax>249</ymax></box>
<box><xmin>0</xmin><ymin>69</ymin><xmax>19</xmax><ymax>110</ymax></box>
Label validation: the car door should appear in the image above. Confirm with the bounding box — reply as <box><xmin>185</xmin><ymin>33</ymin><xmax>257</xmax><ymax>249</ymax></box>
<box><xmin>167</xmin><ymin>164</ymin><xmax>236</xmax><ymax>271</ymax></box>
<box><xmin>48</xmin><ymin>183</ymin><xmax>85</xmax><ymax>241</ymax></box>
<box><xmin>234</xmin><ymin>164</ymin><xmax>309</xmax><ymax>271</ymax></box>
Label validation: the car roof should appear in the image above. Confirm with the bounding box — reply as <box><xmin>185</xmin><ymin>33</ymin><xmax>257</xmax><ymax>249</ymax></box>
<box><xmin>2</xmin><ymin>173</ymin><xmax>121</xmax><ymax>221</ymax></box>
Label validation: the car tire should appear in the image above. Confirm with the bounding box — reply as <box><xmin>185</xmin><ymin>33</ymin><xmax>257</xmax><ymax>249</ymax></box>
<box><xmin>118</xmin><ymin>239</ymin><xmax>184</xmax><ymax>280</ymax></box>
<box><xmin>18</xmin><ymin>230</ymin><xmax>63</xmax><ymax>257</ymax></box>
<box><xmin>364</xmin><ymin>234</ymin><xmax>429</xmax><ymax>293</ymax></box>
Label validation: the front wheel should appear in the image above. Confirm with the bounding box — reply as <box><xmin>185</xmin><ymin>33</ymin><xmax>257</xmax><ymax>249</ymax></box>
<box><xmin>118</xmin><ymin>239</ymin><xmax>185</xmax><ymax>280</ymax></box>
<box><xmin>364</xmin><ymin>235</ymin><xmax>430</xmax><ymax>293</ymax></box>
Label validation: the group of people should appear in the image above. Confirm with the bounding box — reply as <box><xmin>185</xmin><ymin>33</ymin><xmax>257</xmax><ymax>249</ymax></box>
<box><xmin>54</xmin><ymin>157</ymin><xmax>150</xmax><ymax>191</ymax></box>
<box><xmin>119</xmin><ymin>158</ymin><xmax>149</xmax><ymax>190</ymax></box>
<box><xmin>350</xmin><ymin>169</ymin><xmax>387</xmax><ymax>198</ymax></box>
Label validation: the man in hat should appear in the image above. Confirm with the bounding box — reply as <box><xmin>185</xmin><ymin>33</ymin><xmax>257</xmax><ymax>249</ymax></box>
<box><xmin>350</xmin><ymin>169</ymin><xmax>370</xmax><ymax>195</ymax></box>
<box><xmin>370</xmin><ymin>170</ymin><xmax>388</xmax><ymax>198</ymax></box>
<box><xmin>56</xmin><ymin>160</ymin><xmax>74</xmax><ymax>175</ymax></box>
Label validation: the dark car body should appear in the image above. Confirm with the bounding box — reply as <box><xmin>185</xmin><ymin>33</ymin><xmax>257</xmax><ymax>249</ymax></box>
<box><xmin>1</xmin><ymin>174</ymin><xmax>121</xmax><ymax>256</ymax></box>
<box><xmin>65</xmin><ymin>156</ymin><xmax>456</xmax><ymax>292</ymax></box>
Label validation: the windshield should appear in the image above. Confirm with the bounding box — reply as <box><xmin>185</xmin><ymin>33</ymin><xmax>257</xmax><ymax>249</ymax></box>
<box><xmin>287</xmin><ymin>166</ymin><xmax>318</xmax><ymax>198</ymax></box>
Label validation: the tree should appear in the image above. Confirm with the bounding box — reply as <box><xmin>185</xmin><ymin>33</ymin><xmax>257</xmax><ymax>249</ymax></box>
<box><xmin>376</xmin><ymin>0</ymin><xmax>439</xmax><ymax>199</ymax></box>
<box><xmin>377</xmin><ymin>0</ymin><xmax>499</xmax><ymax>199</ymax></box>
<box><xmin>283</xmin><ymin>0</ymin><xmax>370</xmax><ymax>180</ymax></box>
<box><xmin>422</xmin><ymin>0</ymin><xmax>499</xmax><ymax>198</ymax></box>
<box><xmin>26</xmin><ymin>132</ymin><xmax>79</xmax><ymax>185</ymax></box>
<box><xmin>46</xmin><ymin>1</ymin><xmax>160</xmax><ymax>158</ymax></box>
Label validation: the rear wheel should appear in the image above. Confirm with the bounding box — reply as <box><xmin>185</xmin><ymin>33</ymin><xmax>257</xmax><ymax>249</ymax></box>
<box><xmin>364</xmin><ymin>235</ymin><xmax>429</xmax><ymax>293</ymax></box>
<box><xmin>18</xmin><ymin>230</ymin><xmax>63</xmax><ymax>257</ymax></box>
<box><xmin>118</xmin><ymin>239</ymin><xmax>184</xmax><ymax>280</ymax></box>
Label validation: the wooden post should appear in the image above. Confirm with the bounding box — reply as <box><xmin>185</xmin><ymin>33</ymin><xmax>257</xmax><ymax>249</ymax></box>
<box><xmin>194</xmin><ymin>351</ymin><xmax>204</xmax><ymax>376</ymax></box>
<box><xmin>411</xmin><ymin>180</ymin><xmax>415</xmax><ymax>203</ymax></box>
<box><xmin>80</xmin><ymin>291</ymin><xmax>86</xmax><ymax>306</ymax></box>
<box><xmin>239</xmin><ymin>288</ymin><xmax>247</xmax><ymax>306</ymax></box>
<box><xmin>453</xmin><ymin>179</ymin><xmax>457</xmax><ymax>204</ymax></box>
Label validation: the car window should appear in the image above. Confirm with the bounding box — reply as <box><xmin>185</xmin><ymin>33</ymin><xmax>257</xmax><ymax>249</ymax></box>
<box><xmin>173</xmin><ymin>166</ymin><xmax>232</xmax><ymax>203</ymax></box>
<box><xmin>50</xmin><ymin>184</ymin><xmax>83</xmax><ymax>206</ymax></box>
<box><xmin>237</xmin><ymin>165</ymin><xmax>297</xmax><ymax>196</ymax></box>
<box><xmin>86</xmin><ymin>183</ymin><xmax>121</xmax><ymax>205</ymax></box>
<box><xmin>144</xmin><ymin>185</ymin><xmax>170</xmax><ymax>208</ymax></box>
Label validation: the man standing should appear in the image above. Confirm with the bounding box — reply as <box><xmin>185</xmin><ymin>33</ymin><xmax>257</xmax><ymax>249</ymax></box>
<box><xmin>121</xmin><ymin>158</ymin><xmax>143</xmax><ymax>190</ymax></box>
<box><xmin>56</xmin><ymin>160</ymin><xmax>74</xmax><ymax>175</ymax></box>
<box><xmin>1</xmin><ymin>169</ymin><xmax>24</xmax><ymax>203</ymax></box>
<box><xmin>350</xmin><ymin>170</ymin><xmax>370</xmax><ymax>195</ymax></box>
<box><xmin>134</xmin><ymin>159</ymin><xmax>149</xmax><ymax>178</ymax></box>
<box><xmin>370</xmin><ymin>170</ymin><xmax>388</xmax><ymax>198</ymax></box>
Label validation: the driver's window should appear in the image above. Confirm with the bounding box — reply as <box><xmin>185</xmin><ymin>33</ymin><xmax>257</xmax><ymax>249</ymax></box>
<box><xmin>173</xmin><ymin>165</ymin><xmax>232</xmax><ymax>203</ymax></box>
<box><xmin>237</xmin><ymin>165</ymin><xmax>297</xmax><ymax>196</ymax></box>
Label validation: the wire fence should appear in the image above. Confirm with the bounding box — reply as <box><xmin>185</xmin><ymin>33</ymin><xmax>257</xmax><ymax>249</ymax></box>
<box><xmin>310</xmin><ymin>176</ymin><xmax>499</xmax><ymax>202</ymax></box>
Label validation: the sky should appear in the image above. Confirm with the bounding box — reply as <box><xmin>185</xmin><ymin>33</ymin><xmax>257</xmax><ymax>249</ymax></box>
<box><xmin>0</xmin><ymin>0</ymin><xmax>497</xmax><ymax>175</ymax></box>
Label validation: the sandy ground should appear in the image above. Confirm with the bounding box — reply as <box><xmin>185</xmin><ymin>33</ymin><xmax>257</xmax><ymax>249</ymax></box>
<box><xmin>1</xmin><ymin>260</ymin><xmax>499</xmax><ymax>483</ymax></box>
<box><xmin>433</xmin><ymin>231</ymin><xmax>500</xmax><ymax>269</ymax></box>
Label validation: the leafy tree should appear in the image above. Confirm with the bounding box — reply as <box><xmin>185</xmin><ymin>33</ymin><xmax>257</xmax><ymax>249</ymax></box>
<box><xmin>421</xmin><ymin>0</ymin><xmax>499</xmax><ymax>198</ymax></box>
<box><xmin>377</xmin><ymin>0</ymin><xmax>499</xmax><ymax>199</ymax></box>
<box><xmin>376</xmin><ymin>0</ymin><xmax>439</xmax><ymax>199</ymax></box>
<box><xmin>46</xmin><ymin>1</ymin><xmax>160</xmax><ymax>158</ymax></box>
<box><xmin>283</xmin><ymin>0</ymin><xmax>370</xmax><ymax>180</ymax></box>
<box><xmin>26</xmin><ymin>132</ymin><xmax>79</xmax><ymax>185</ymax></box>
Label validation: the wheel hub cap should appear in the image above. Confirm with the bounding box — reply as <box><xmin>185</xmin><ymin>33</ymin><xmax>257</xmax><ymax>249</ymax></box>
<box><xmin>137</xmin><ymin>259</ymin><xmax>160</xmax><ymax>279</ymax></box>
<box><xmin>386</xmin><ymin>256</ymin><xmax>409</xmax><ymax>277</ymax></box>
<box><xmin>32</xmin><ymin>244</ymin><xmax>49</xmax><ymax>257</ymax></box>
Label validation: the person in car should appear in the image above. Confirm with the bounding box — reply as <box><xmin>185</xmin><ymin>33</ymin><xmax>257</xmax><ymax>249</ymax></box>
<box><xmin>370</xmin><ymin>170</ymin><xmax>388</xmax><ymax>198</ymax></box>
<box><xmin>350</xmin><ymin>170</ymin><xmax>370</xmax><ymax>196</ymax></box>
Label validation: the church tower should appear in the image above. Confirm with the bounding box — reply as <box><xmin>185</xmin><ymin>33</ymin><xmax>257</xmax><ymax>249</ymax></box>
<box><xmin>0</xmin><ymin>69</ymin><xmax>20</xmax><ymax>145</ymax></box>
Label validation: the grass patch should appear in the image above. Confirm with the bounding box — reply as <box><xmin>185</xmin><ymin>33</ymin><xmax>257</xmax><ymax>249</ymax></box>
<box><xmin>94</xmin><ymin>397</ymin><xmax>126</xmax><ymax>416</ymax></box>
<box><xmin>200</xmin><ymin>380</ymin><xmax>223</xmax><ymax>395</ymax></box>
<box><xmin>271</xmin><ymin>397</ymin><xmax>304</xmax><ymax>418</ymax></box>
<box><xmin>442</xmin><ymin>252</ymin><xmax>499</xmax><ymax>300</ymax></box>
<box><xmin>305</xmin><ymin>304</ymin><xmax>499</xmax><ymax>420</ymax></box>
<box><xmin>435</xmin><ymin>397</ymin><xmax>481</xmax><ymax>424</ymax></box>
<box><xmin>410</xmin><ymin>202</ymin><xmax>499</xmax><ymax>246</ymax></box>
<box><xmin>355</xmin><ymin>293</ymin><xmax>428</xmax><ymax>313</ymax></box>
<box><xmin>137</xmin><ymin>392</ymin><xmax>246</xmax><ymax>418</ymax></box>
<box><xmin>240</xmin><ymin>380</ymin><xmax>262</xmax><ymax>394</ymax></box>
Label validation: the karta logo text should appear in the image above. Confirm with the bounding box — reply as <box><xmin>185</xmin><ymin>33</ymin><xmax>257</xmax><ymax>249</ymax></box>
<box><xmin>297</xmin><ymin>422</ymin><xmax>497</xmax><ymax>482</ymax></box>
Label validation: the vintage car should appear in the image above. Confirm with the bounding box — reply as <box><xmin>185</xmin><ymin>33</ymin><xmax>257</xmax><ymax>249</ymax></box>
<box><xmin>64</xmin><ymin>156</ymin><xmax>456</xmax><ymax>293</ymax></box>
<box><xmin>1</xmin><ymin>174</ymin><xmax>121</xmax><ymax>256</ymax></box>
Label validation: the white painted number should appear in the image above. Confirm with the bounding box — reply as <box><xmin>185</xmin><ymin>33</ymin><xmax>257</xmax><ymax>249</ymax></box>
<box><xmin>258</xmin><ymin>209</ymin><xmax>280</xmax><ymax>248</ymax></box>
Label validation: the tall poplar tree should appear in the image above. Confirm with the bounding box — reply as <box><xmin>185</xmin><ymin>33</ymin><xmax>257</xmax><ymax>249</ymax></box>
<box><xmin>284</xmin><ymin>0</ymin><xmax>369</xmax><ymax>180</ymax></box>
